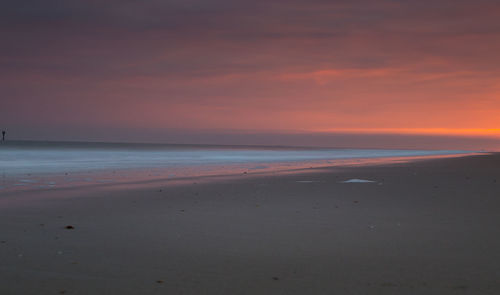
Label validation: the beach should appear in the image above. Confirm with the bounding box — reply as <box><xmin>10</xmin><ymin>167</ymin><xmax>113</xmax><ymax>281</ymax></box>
<box><xmin>1</xmin><ymin>153</ymin><xmax>499</xmax><ymax>294</ymax></box>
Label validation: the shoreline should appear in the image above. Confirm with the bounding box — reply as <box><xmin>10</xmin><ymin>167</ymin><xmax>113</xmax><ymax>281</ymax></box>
<box><xmin>0</xmin><ymin>152</ymin><xmax>482</xmax><ymax>198</ymax></box>
<box><xmin>1</xmin><ymin>153</ymin><xmax>499</xmax><ymax>294</ymax></box>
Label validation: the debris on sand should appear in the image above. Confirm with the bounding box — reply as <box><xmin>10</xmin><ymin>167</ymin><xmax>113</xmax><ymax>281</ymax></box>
<box><xmin>156</xmin><ymin>280</ymin><xmax>164</xmax><ymax>284</ymax></box>
<box><xmin>65</xmin><ymin>225</ymin><xmax>75</xmax><ymax>230</ymax></box>
<box><xmin>272</xmin><ymin>277</ymin><xmax>279</xmax><ymax>281</ymax></box>
<box><xmin>452</xmin><ymin>285</ymin><xmax>469</xmax><ymax>290</ymax></box>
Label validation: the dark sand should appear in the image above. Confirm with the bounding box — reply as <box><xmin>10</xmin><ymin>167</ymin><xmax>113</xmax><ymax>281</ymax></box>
<box><xmin>1</xmin><ymin>154</ymin><xmax>500</xmax><ymax>294</ymax></box>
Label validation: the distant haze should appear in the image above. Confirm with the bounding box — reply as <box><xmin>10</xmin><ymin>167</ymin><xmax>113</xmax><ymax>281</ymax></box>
<box><xmin>5</xmin><ymin>127</ymin><xmax>500</xmax><ymax>151</ymax></box>
<box><xmin>1</xmin><ymin>1</ymin><xmax>499</xmax><ymax>149</ymax></box>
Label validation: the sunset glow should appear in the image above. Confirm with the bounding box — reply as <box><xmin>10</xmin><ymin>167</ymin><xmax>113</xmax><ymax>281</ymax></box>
<box><xmin>312</xmin><ymin>128</ymin><xmax>500</xmax><ymax>137</ymax></box>
<box><xmin>1</xmin><ymin>0</ymin><xmax>499</xmax><ymax>148</ymax></box>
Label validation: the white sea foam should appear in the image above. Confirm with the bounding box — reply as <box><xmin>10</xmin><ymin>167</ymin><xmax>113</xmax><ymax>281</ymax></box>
<box><xmin>19</xmin><ymin>179</ymin><xmax>38</xmax><ymax>183</ymax></box>
<box><xmin>341</xmin><ymin>179</ymin><xmax>376</xmax><ymax>183</ymax></box>
<box><xmin>0</xmin><ymin>141</ymin><xmax>471</xmax><ymax>176</ymax></box>
<box><xmin>296</xmin><ymin>180</ymin><xmax>321</xmax><ymax>183</ymax></box>
<box><xmin>0</xmin><ymin>141</ymin><xmax>476</xmax><ymax>192</ymax></box>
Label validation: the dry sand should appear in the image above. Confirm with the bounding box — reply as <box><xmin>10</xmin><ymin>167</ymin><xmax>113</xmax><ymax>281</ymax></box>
<box><xmin>1</xmin><ymin>154</ymin><xmax>500</xmax><ymax>294</ymax></box>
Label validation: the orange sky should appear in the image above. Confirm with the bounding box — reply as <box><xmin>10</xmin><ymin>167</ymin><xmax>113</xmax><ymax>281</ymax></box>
<box><xmin>1</xmin><ymin>0</ymin><xmax>500</xmax><ymax>148</ymax></box>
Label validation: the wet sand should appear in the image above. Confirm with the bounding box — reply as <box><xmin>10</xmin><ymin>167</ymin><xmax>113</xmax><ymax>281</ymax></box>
<box><xmin>1</xmin><ymin>154</ymin><xmax>500</xmax><ymax>294</ymax></box>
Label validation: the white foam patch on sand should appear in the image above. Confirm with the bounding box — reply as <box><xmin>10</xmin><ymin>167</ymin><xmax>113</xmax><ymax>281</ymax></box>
<box><xmin>19</xmin><ymin>179</ymin><xmax>38</xmax><ymax>183</ymax></box>
<box><xmin>341</xmin><ymin>179</ymin><xmax>376</xmax><ymax>183</ymax></box>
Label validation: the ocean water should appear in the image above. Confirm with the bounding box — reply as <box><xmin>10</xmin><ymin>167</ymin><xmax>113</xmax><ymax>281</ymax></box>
<box><xmin>0</xmin><ymin>140</ymin><xmax>473</xmax><ymax>191</ymax></box>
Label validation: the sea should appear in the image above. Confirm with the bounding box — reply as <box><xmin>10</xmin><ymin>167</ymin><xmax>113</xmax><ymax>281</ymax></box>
<box><xmin>0</xmin><ymin>140</ymin><xmax>475</xmax><ymax>192</ymax></box>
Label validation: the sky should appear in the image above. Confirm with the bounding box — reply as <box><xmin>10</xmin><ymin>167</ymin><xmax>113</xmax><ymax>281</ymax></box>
<box><xmin>1</xmin><ymin>0</ymin><xmax>500</xmax><ymax>149</ymax></box>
